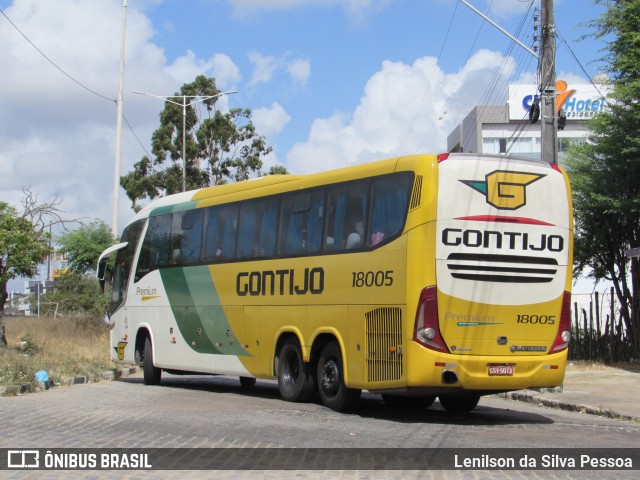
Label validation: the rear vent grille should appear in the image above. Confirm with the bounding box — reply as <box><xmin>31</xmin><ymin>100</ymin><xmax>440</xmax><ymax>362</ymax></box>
<box><xmin>365</xmin><ymin>308</ymin><xmax>403</xmax><ymax>383</ymax></box>
<box><xmin>446</xmin><ymin>253</ymin><xmax>558</xmax><ymax>283</ymax></box>
<box><xmin>410</xmin><ymin>175</ymin><xmax>423</xmax><ymax>210</ymax></box>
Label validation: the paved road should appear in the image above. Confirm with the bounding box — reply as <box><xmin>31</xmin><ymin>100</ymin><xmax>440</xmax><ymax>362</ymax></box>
<box><xmin>1</xmin><ymin>373</ymin><xmax>639</xmax><ymax>478</ymax></box>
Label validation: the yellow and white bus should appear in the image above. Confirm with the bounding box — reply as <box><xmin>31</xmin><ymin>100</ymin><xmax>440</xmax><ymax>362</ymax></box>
<box><xmin>97</xmin><ymin>153</ymin><xmax>573</xmax><ymax>413</ymax></box>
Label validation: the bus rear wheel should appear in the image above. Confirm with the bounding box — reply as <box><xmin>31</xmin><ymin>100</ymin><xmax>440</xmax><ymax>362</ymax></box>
<box><xmin>438</xmin><ymin>395</ymin><xmax>480</xmax><ymax>413</ymax></box>
<box><xmin>143</xmin><ymin>336</ymin><xmax>162</xmax><ymax>386</ymax></box>
<box><xmin>317</xmin><ymin>341</ymin><xmax>361</xmax><ymax>412</ymax></box>
<box><xmin>277</xmin><ymin>338</ymin><xmax>316</xmax><ymax>402</ymax></box>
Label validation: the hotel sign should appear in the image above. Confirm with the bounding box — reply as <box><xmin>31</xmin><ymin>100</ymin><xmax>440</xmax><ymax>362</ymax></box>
<box><xmin>508</xmin><ymin>81</ymin><xmax>611</xmax><ymax>121</ymax></box>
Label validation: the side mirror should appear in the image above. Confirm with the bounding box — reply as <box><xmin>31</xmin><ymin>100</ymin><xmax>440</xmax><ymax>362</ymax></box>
<box><xmin>96</xmin><ymin>258</ymin><xmax>107</xmax><ymax>281</ymax></box>
<box><xmin>96</xmin><ymin>258</ymin><xmax>107</xmax><ymax>293</ymax></box>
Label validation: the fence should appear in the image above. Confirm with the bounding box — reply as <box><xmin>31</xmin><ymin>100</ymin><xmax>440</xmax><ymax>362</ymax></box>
<box><xmin>570</xmin><ymin>288</ymin><xmax>636</xmax><ymax>362</ymax></box>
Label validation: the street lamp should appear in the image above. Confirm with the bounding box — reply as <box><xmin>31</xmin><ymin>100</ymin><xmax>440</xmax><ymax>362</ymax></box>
<box><xmin>133</xmin><ymin>89</ymin><xmax>238</xmax><ymax>192</ymax></box>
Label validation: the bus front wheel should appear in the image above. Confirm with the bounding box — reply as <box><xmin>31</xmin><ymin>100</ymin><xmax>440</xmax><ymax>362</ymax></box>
<box><xmin>143</xmin><ymin>336</ymin><xmax>162</xmax><ymax>386</ymax></box>
<box><xmin>438</xmin><ymin>395</ymin><xmax>480</xmax><ymax>413</ymax></box>
<box><xmin>317</xmin><ymin>341</ymin><xmax>360</xmax><ymax>411</ymax></box>
<box><xmin>277</xmin><ymin>338</ymin><xmax>315</xmax><ymax>402</ymax></box>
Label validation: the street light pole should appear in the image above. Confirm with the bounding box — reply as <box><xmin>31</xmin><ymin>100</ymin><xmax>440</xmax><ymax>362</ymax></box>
<box><xmin>132</xmin><ymin>90</ymin><xmax>237</xmax><ymax>192</ymax></box>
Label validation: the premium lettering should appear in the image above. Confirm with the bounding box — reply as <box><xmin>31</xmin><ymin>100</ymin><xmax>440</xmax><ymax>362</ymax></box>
<box><xmin>237</xmin><ymin>267</ymin><xmax>324</xmax><ymax>296</ymax></box>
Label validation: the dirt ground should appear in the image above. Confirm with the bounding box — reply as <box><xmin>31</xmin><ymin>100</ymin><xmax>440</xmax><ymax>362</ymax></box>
<box><xmin>566</xmin><ymin>360</ymin><xmax>640</xmax><ymax>373</ymax></box>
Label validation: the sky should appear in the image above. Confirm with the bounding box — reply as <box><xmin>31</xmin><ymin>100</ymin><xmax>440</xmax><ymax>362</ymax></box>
<box><xmin>0</xmin><ymin>0</ymin><xmax>607</xmax><ymax>238</ymax></box>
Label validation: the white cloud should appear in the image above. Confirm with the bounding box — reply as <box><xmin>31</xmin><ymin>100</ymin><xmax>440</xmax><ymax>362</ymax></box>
<box><xmin>165</xmin><ymin>51</ymin><xmax>242</xmax><ymax>88</ymax></box>
<box><xmin>227</xmin><ymin>0</ymin><xmax>392</xmax><ymax>23</ymax></box>
<box><xmin>248</xmin><ymin>51</ymin><xmax>280</xmax><ymax>86</ymax></box>
<box><xmin>286</xmin><ymin>50</ymin><xmax>517</xmax><ymax>174</ymax></box>
<box><xmin>248</xmin><ymin>51</ymin><xmax>311</xmax><ymax>88</ymax></box>
<box><xmin>287</xmin><ymin>59</ymin><xmax>311</xmax><ymax>87</ymax></box>
<box><xmin>486</xmin><ymin>0</ymin><xmax>533</xmax><ymax>20</ymax></box>
<box><xmin>0</xmin><ymin>0</ymin><xmax>196</xmax><ymax>231</ymax></box>
<box><xmin>251</xmin><ymin>102</ymin><xmax>292</xmax><ymax>138</ymax></box>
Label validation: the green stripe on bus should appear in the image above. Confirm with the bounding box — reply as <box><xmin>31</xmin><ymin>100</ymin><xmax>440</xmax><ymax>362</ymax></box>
<box><xmin>150</xmin><ymin>201</ymin><xmax>199</xmax><ymax>217</ymax></box>
<box><xmin>183</xmin><ymin>267</ymin><xmax>249</xmax><ymax>357</ymax></box>
<box><xmin>160</xmin><ymin>267</ymin><xmax>250</xmax><ymax>357</ymax></box>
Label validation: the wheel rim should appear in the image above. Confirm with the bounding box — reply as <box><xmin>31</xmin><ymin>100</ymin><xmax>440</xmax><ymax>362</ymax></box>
<box><xmin>320</xmin><ymin>359</ymin><xmax>340</xmax><ymax>395</ymax></box>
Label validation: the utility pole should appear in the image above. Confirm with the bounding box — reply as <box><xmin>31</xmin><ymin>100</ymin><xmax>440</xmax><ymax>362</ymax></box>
<box><xmin>540</xmin><ymin>0</ymin><xmax>558</xmax><ymax>165</ymax></box>
<box><xmin>112</xmin><ymin>0</ymin><xmax>128</xmax><ymax>238</ymax></box>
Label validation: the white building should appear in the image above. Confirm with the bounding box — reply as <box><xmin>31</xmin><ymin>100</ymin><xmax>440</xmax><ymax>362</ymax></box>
<box><xmin>447</xmin><ymin>80</ymin><xmax>611</xmax><ymax>164</ymax></box>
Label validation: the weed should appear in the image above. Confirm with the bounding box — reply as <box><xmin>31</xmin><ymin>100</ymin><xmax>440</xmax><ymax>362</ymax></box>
<box><xmin>1</xmin><ymin>315</ymin><xmax>118</xmax><ymax>393</ymax></box>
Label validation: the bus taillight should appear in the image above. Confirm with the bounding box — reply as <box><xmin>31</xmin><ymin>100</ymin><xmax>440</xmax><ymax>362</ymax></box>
<box><xmin>550</xmin><ymin>291</ymin><xmax>572</xmax><ymax>353</ymax></box>
<box><xmin>414</xmin><ymin>286</ymin><xmax>449</xmax><ymax>352</ymax></box>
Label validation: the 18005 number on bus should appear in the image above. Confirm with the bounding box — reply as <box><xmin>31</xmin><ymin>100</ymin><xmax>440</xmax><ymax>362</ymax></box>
<box><xmin>352</xmin><ymin>270</ymin><xmax>394</xmax><ymax>288</ymax></box>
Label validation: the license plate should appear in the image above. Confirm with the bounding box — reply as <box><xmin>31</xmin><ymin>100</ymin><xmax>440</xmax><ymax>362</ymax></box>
<box><xmin>488</xmin><ymin>365</ymin><xmax>514</xmax><ymax>376</ymax></box>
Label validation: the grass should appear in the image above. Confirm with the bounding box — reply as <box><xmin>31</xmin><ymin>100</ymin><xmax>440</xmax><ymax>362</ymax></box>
<box><xmin>0</xmin><ymin>315</ymin><xmax>120</xmax><ymax>395</ymax></box>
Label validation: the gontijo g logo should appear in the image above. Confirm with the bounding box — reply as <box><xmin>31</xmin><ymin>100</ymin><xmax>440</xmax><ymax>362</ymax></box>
<box><xmin>460</xmin><ymin>171</ymin><xmax>544</xmax><ymax>210</ymax></box>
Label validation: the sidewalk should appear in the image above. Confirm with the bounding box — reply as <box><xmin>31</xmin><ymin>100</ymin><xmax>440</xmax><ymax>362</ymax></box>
<box><xmin>500</xmin><ymin>362</ymin><xmax>640</xmax><ymax>422</ymax></box>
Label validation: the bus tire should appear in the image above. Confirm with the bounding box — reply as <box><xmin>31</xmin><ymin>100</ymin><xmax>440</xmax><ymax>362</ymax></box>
<box><xmin>317</xmin><ymin>341</ymin><xmax>361</xmax><ymax>411</ymax></box>
<box><xmin>143</xmin><ymin>336</ymin><xmax>162</xmax><ymax>386</ymax></box>
<box><xmin>438</xmin><ymin>395</ymin><xmax>480</xmax><ymax>413</ymax></box>
<box><xmin>239</xmin><ymin>376</ymin><xmax>256</xmax><ymax>388</ymax></box>
<box><xmin>277</xmin><ymin>338</ymin><xmax>316</xmax><ymax>402</ymax></box>
<box><xmin>382</xmin><ymin>395</ymin><xmax>436</xmax><ymax>409</ymax></box>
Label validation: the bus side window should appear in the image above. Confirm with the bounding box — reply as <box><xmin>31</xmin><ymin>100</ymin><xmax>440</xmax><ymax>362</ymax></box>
<box><xmin>324</xmin><ymin>183</ymin><xmax>367</xmax><ymax>251</ymax></box>
<box><xmin>278</xmin><ymin>191</ymin><xmax>324</xmax><ymax>256</ymax></box>
<box><xmin>306</xmin><ymin>190</ymin><xmax>325</xmax><ymax>253</ymax></box>
<box><xmin>238</xmin><ymin>202</ymin><xmax>259</xmax><ymax>259</ymax></box>
<box><xmin>111</xmin><ymin>219</ymin><xmax>144</xmax><ymax>308</ymax></box>
<box><xmin>203</xmin><ymin>205</ymin><xmax>238</xmax><ymax>262</ymax></box>
<box><xmin>135</xmin><ymin>214</ymin><xmax>171</xmax><ymax>281</ymax></box>
<box><xmin>257</xmin><ymin>199</ymin><xmax>279</xmax><ymax>257</ymax></box>
<box><xmin>171</xmin><ymin>209</ymin><xmax>204</xmax><ymax>265</ymax></box>
<box><xmin>279</xmin><ymin>196</ymin><xmax>304</xmax><ymax>255</ymax></box>
<box><xmin>367</xmin><ymin>175</ymin><xmax>411</xmax><ymax>246</ymax></box>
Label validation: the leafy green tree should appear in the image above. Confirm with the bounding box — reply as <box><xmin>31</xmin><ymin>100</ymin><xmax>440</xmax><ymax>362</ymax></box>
<box><xmin>57</xmin><ymin>220</ymin><xmax>116</xmax><ymax>274</ymax></box>
<box><xmin>0</xmin><ymin>202</ymin><xmax>52</xmax><ymax>347</ymax></box>
<box><xmin>42</xmin><ymin>271</ymin><xmax>107</xmax><ymax>318</ymax></box>
<box><xmin>264</xmin><ymin>165</ymin><xmax>289</xmax><ymax>176</ymax></box>
<box><xmin>566</xmin><ymin>0</ymin><xmax>640</xmax><ymax>355</ymax></box>
<box><xmin>121</xmin><ymin>75</ymin><xmax>273</xmax><ymax>210</ymax></box>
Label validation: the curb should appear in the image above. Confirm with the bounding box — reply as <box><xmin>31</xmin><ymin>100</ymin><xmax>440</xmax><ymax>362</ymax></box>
<box><xmin>498</xmin><ymin>390</ymin><xmax>640</xmax><ymax>423</ymax></box>
<box><xmin>0</xmin><ymin>367</ymin><xmax>138</xmax><ymax>397</ymax></box>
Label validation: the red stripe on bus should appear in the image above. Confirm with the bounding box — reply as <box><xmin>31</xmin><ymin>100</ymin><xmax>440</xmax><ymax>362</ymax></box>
<box><xmin>454</xmin><ymin>215</ymin><xmax>555</xmax><ymax>226</ymax></box>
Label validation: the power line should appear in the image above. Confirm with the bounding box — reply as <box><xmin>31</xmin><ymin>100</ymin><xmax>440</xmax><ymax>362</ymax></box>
<box><xmin>557</xmin><ymin>29</ymin><xmax>609</xmax><ymax>101</ymax></box>
<box><xmin>0</xmin><ymin>7</ymin><xmax>115</xmax><ymax>103</ymax></box>
<box><xmin>397</xmin><ymin>0</ymin><xmax>461</xmax><ymax>154</ymax></box>
<box><xmin>123</xmin><ymin>114</ymin><xmax>152</xmax><ymax>158</ymax></box>
<box><xmin>0</xmin><ymin>6</ymin><xmax>152</xmax><ymax>159</ymax></box>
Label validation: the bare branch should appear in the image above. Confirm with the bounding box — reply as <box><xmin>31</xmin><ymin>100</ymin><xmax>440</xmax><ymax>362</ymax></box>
<box><xmin>20</xmin><ymin>186</ymin><xmax>84</xmax><ymax>231</ymax></box>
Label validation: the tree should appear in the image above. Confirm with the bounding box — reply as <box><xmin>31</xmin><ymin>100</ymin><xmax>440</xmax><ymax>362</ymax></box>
<box><xmin>566</xmin><ymin>0</ymin><xmax>640</xmax><ymax>356</ymax></box>
<box><xmin>42</xmin><ymin>271</ymin><xmax>107</xmax><ymax>318</ymax></box>
<box><xmin>0</xmin><ymin>202</ymin><xmax>52</xmax><ymax>347</ymax></box>
<box><xmin>57</xmin><ymin>220</ymin><xmax>116</xmax><ymax>274</ymax></box>
<box><xmin>121</xmin><ymin>75</ymin><xmax>273</xmax><ymax>210</ymax></box>
<box><xmin>264</xmin><ymin>165</ymin><xmax>289</xmax><ymax>176</ymax></box>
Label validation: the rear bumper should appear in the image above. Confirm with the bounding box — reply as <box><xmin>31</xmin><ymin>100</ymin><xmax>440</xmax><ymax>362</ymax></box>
<box><xmin>406</xmin><ymin>341</ymin><xmax>567</xmax><ymax>393</ymax></box>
